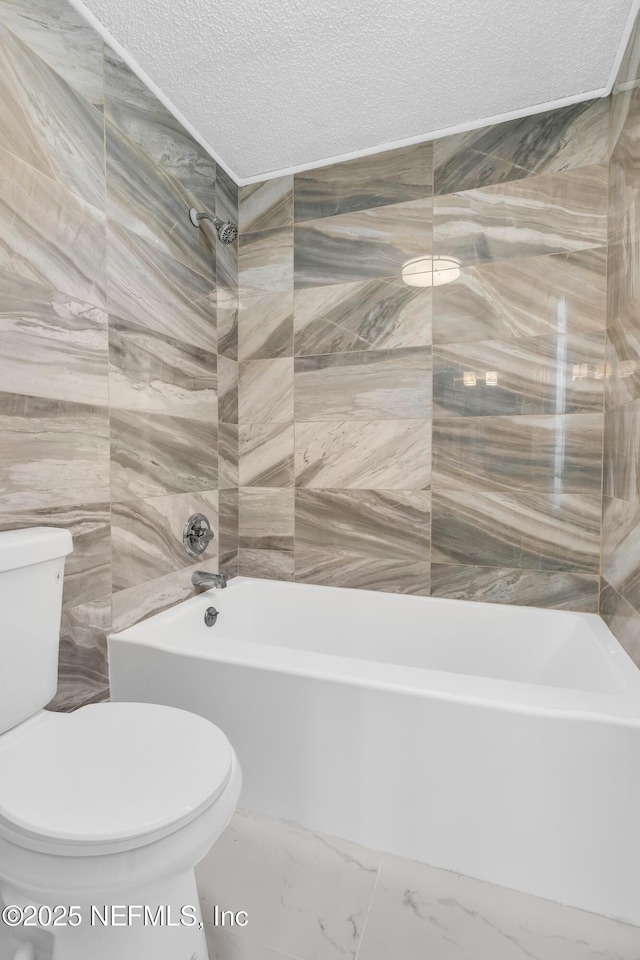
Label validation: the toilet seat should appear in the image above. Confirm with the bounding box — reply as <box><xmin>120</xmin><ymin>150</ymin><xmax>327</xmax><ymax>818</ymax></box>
<box><xmin>0</xmin><ymin>702</ymin><xmax>233</xmax><ymax>854</ymax></box>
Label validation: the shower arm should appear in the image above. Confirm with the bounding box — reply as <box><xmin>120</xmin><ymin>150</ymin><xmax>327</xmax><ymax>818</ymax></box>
<box><xmin>188</xmin><ymin>207</ymin><xmax>238</xmax><ymax>244</ymax></box>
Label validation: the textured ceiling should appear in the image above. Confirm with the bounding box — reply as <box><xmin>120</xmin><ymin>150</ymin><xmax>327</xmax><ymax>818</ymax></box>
<box><xmin>72</xmin><ymin>0</ymin><xmax>635</xmax><ymax>182</ymax></box>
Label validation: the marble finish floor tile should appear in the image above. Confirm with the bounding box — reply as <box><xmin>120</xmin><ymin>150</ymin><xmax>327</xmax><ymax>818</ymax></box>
<box><xmin>0</xmin><ymin>0</ymin><xmax>105</xmax><ymax>106</ymax></box>
<box><xmin>110</xmin><ymin>409</ymin><xmax>217</xmax><ymax>501</ymax></box>
<box><xmin>0</xmin><ymin>144</ymin><xmax>106</xmax><ymax>308</ymax></box>
<box><xmin>294</xmin><ymin>198</ymin><xmax>432</xmax><ymax>289</ymax></box>
<box><xmin>239</xmin><ymin>291</ymin><xmax>293</xmax><ymax>360</ymax></box>
<box><xmin>239</xmin><ymin>488</ymin><xmax>294</xmax><ymax>551</ymax></box>
<box><xmin>431</xmin><ymin>490</ymin><xmax>601</xmax><ymax>573</ymax></box>
<box><xmin>238</xmin><ymin>359</ymin><xmax>294</xmax><ymax>424</ymax></box>
<box><xmin>104</xmin><ymin>48</ymin><xmax>216</xmax><ymax>209</ymax></box>
<box><xmin>294</xmin><ymin>277</ymin><xmax>431</xmax><ymax>357</ymax></box>
<box><xmin>0</xmin><ymin>269</ymin><xmax>108</xmax><ymax>406</ymax></box>
<box><xmin>433</xmin><ymin>164</ymin><xmax>607</xmax><ymax>268</ymax></box>
<box><xmin>600</xmin><ymin>579</ymin><xmax>640</xmax><ymax>669</ymax></box>
<box><xmin>196</xmin><ymin>811</ymin><xmax>383</xmax><ymax>960</ymax></box>
<box><xmin>239</xmin><ymin>175</ymin><xmax>293</xmax><ymax>232</ymax></box>
<box><xmin>294</xmin><ymin>142</ymin><xmax>432</xmax><ymax>221</ymax></box>
<box><xmin>239</xmin><ymin>423</ymin><xmax>294</xmax><ymax>487</ymax></box>
<box><xmin>432</xmin><ymin>414</ymin><xmax>603</xmax><ymax>495</ymax></box>
<box><xmin>432</xmin><ymin>248</ymin><xmax>606</xmax><ymax>345</ymax></box>
<box><xmin>239</xmin><ymin>226</ymin><xmax>293</xmax><ymax>299</ymax></box>
<box><xmin>433</xmin><ymin>332</ymin><xmax>605</xmax><ymax>417</ymax></box>
<box><xmin>295</xmin><ymin>420</ymin><xmax>430</xmax><ymax>489</ymax></box>
<box><xmin>601</xmin><ymin>496</ymin><xmax>640</xmax><ymax>611</ymax></box>
<box><xmin>0</xmin><ymin>23</ymin><xmax>105</xmax><ymax>209</ymax></box>
<box><xmin>295</xmin><ymin>348</ymin><xmax>431</xmax><ymax>421</ymax></box>
<box><xmin>430</xmin><ymin>564</ymin><xmax>599</xmax><ymax>612</ymax></box>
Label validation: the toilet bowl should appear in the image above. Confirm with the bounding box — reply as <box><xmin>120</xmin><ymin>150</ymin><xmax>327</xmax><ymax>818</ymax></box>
<box><xmin>0</xmin><ymin>528</ymin><xmax>241</xmax><ymax>960</ymax></box>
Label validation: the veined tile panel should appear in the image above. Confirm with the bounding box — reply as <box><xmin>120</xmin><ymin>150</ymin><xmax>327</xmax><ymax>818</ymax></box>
<box><xmin>108</xmin><ymin>317</ymin><xmax>217</xmax><ymax>420</ymax></box>
<box><xmin>218</xmin><ymin>355</ymin><xmax>238</xmax><ymax>424</ymax></box>
<box><xmin>0</xmin><ymin>144</ymin><xmax>105</xmax><ymax>308</ymax></box>
<box><xmin>104</xmin><ymin>48</ymin><xmax>216</xmax><ymax>209</ymax></box>
<box><xmin>239</xmin><ymin>488</ymin><xmax>294</xmax><ymax>552</ymax></box>
<box><xmin>111</xmin><ymin>490</ymin><xmax>218</xmax><ymax>593</ymax></box>
<box><xmin>432</xmin><ymin>414</ymin><xmax>603</xmax><ymax>495</ymax></box>
<box><xmin>430</xmin><ymin>564</ymin><xmax>599</xmax><ymax>612</ymax></box>
<box><xmin>601</xmin><ymin>496</ymin><xmax>640</xmax><ymax>612</ymax></box>
<box><xmin>603</xmin><ymin>400</ymin><xmax>640</xmax><ymax>503</ymax></box>
<box><xmin>295</xmin><ymin>348</ymin><xmax>431</xmax><ymax>421</ymax></box>
<box><xmin>431</xmin><ymin>490</ymin><xmax>601</xmax><ymax>572</ymax></box>
<box><xmin>0</xmin><ymin>392</ymin><xmax>109</xmax><ymax>511</ymax></box>
<box><xmin>433</xmin><ymin>332</ymin><xmax>605</xmax><ymax>417</ymax></box>
<box><xmin>217</xmin><ymin>296</ymin><xmax>238</xmax><ymax>360</ymax></box>
<box><xmin>294</xmin><ymin>277</ymin><xmax>431</xmax><ymax>357</ymax></box>
<box><xmin>294</xmin><ymin>198</ymin><xmax>432</xmax><ymax>289</ymax></box>
<box><xmin>600</xmin><ymin>579</ymin><xmax>640</xmax><ymax>668</ymax></box>
<box><xmin>216</xmin><ymin>167</ymin><xmax>239</xmax><ymax>297</ymax></box>
<box><xmin>239</xmin><ymin>423</ymin><xmax>294</xmax><ymax>487</ymax></box>
<box><xmin>605</xmin><ymin>259</ymin><xmax>640</xmax><ymax>411</ymax></box>
<box><xmin>239</xmin><ymin>548</ymin><xmax>294</xmax><ymax>582</ymax></box>
<box><xmin>238</xmin><ymin>290</ymin><xmax>293</xmax><ymax>360</ymax></box>
<box><xmin>112</xmin><ymin>556</ymin><xmax>219</xmax><ymax>633</ymax></box>
<box><xmin>219</xmin><ymin>488</ymin><xmax>239</xmax><ymax>582</ymax></box>
<box><xmin>434</xmin><ymin>100</ymin><xmax>608</xmax><ymax>195</ymax></box>
<box><xmin>432</xmin><ymin>248</ymin><xmax>606</xmax><ymax>345</ymax></box>
<box><xmin>238</xmin><ymin>359</ymin><xmax>294</xmax><ymax>424</ymax></box>
<box><xmin>219</xmin><ymin>422</ymin><xmax>239</xmax><ymax>490</ymax></box>
<box><xmin>110</xmin><ymin>410</ymin><xmax>217</xmax><ymax>501</ymax></box>
<box><xmin>434</xmin><ymin>164</ymin><xmax>607</xmax><ymax>268</ymax></box>
<box><xmin>105</xmin><ymin>220</ymin><xmax>216</xmax><ymax>352</ymax></box>
<box><xmin>295</xmin><ymin>420</ymin><xmax>430</xmax><ymax>489</ymax></box>
<box><xmin>0</xmin><ymin>23</ymin><xmax>105</xmax><ymax>209</ymax></box>
<box><xmin>52</xmin><ymin>595</ymin><xmax>110</xmax><ymax>710</ymax></box>
<box><xmin>294</xmin><ymin>142</ymin><xmax>432</xmax><ymax>221</ymax></box>
<box><xmin>0</xmin><ymin>0</ymin><xmax>104</xmax><ymax>105</ymax></box>
<box><xmin>239</xmin><ymin>175</ymin><xmax>293</xmax><ymax>233</ymax></box>
<box><xmin>239</xmin><ymin>226</ymin><xmax>294</xmax><ymax>299</ymax></box>
<box><xmin>0</xmin><ymin>270</ymin><xmax>108</xmax><ymax>406</ymax></box>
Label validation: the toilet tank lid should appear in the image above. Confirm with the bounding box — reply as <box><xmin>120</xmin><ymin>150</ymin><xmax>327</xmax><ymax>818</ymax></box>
<box><xmin>0</xmin><ymin>527</ymin><xmax>73</xmax><ymax>573</ymax></box>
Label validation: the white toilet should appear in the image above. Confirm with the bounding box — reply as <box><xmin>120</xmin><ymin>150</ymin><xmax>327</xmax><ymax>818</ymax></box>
<box><xmin>0</xmin><ymin>527</ymin><xmax>241</xmax><ymax>960</ymax></box>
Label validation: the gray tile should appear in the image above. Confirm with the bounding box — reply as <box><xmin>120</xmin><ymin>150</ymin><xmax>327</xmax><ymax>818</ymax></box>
<box><xmin>239</xmin><ymin>548</ymin><xmax>294</xmax><ymax>582</ymax></box>
<box><xmin>294</xmin><ymin>142</ymin><xmax>432</xmax><ymax>221</ymax></box>
<box><xmin>239</xmin><ymin>291</ymin><xmax>293</xmax><ymax>361</ymax></box>
<box><xmin>295</xmin><ymin>548</ymin><xmax>430</xmax><ymax>596</ymax></box>
<box><xmin>215</xmin><ymin>166</ymin><xmax>239</xmax><ymax>297</ymax></box>
<box><xmin>239</xmin><ymin>359</ymin><xmax>294</xmax><ymax>424</ymax></box>
<box><xmin>601</xmin><ymin>496</ymin><xmax>640</xmax><ymax>612</ymax></box>
<box><xmin>219</xmin><ymin>488</ymin><xmax>239</xmax><ymax>579</ymax></box>
<box><xmin>295</xmin><ymin>349</ymin><xmax>431</xmax><ymax>421</ymax></box>
<box><xmin>239</xmin><ymin>176</ymin><xmax>293</xmax><ymax>232</ymax></box>
<box><xmin>430</xmin><ymin>564</ymin><xmax>599</xmax><ymax>612</ymax></box>
<box><xmin>218</xmin><ymin>298</ymin><xmax>238</xmax><ymax>360</ymax></box>
<box><xmin>239</xmin><ymin>488</ymin><xmax>294</xmax><ymax>551</ymax></box>
<box><xmin>112</xmin><ymin>557</ymin><xmax>218</xmax><ymax>632</ymax></box>
<box><xmin>239</xmin><ymin>226</ymin><xmax>293</xmax><ymax>299</ymax></box>
<box><xmin>219</xmin><ymin>355</ymin><xmax>239</xmax><ymax>425</ymax></box>
<box><xmin>239</xmin><ymin>423</ymin><xmax>294</xmax><ymax>487</ymax></box>
<box><xmin>219</xmin><ymin>422</ymin><xmax>239</xmax><ymax>490</ymax></box>
<box><xmin>603</xmin><ymin>400</ymin><xmax>640</xmax><ymax>503</ymax></box>
<box><xmin>600</xmin><ymin>579</ymin><xmax>640</xmax><ymax>670</ymax></box>
<box><xmin>50</xmin><ymin>596</ymin><xmax>111</xmax><ymax>712</ymax></box>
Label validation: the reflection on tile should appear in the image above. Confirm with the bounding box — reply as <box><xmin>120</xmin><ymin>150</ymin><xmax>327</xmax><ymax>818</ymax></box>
<box><xmin>239</xmin><ymin>548</ymin><xmax>294</xmax><ymax>581</ymax></box>
<box><xmin>432</xmin><ymin>414</ymin><xmax>603</xmax><ymax>494</ymax></box>
<box><xmin>0</xmin><ymin>24</ymin><xmax>105</xmax><ymax>208</ymax></box>
<box><xmin>294</xmin><ymin>142</ymin><xmax>432</xmax><ymax>221</ymax></box>
<box><xmin>219</xmin><ymin>355</ymin><xmax>239</xmax><ymax>424</ymax></box>
<box><xmin>0</xmin><ymin>269</ymin><xmax>108</xmax><ymax>405</ymax></box>
<box><xmin>431</xmin><ymin>490</ymin><xmax>601</xmax><ymax>572</ymax></box>
<box><xmin>430</xmin><ymin>564</ymin><xmax>599</xmax><ymax>612</ymax></box>
<box><xmin>108</xmin><ymin>317</ymin><xmax>217</xmax><ymax>420</ymax></box>
<box><xmin>239</xmin><ymin>291</ymin><xmax>293</xmax><ymax>360</ymax></box>
<box><xmin>296</xmin><ymin>490</ymin><xmax>430</xmax><ymax>563</ymax></box>
<box><xmin>295</xmin><ymin>349</ymin><xmax>431</xmax><ymax>421</ymax></box>
<box><xmin>196</xmin><ymin>811</ymin><xmax>382</xmax><ymax>960</ymax></box>
<box><xmin>239</xmin><ymin>423</ymin><xmax>294</xmax><ymax>487</ymax></box>
<box><xmin>0</xmin><ymin>392</ymin><xmax>109</xmax><ymax>510</ymax></box>
<box><xmin>239</xmin><ymin>359</ymin><xmax>294</xmax><ymax>423</ymax></box>
<box><xmin>294</xmin><ymin>198</ymin><xmax>432</xmax><ymax>288</ymax></box>
<box><xmin>219</xmin><ymin>489</ymin><xmax>239</xmax><ymax>581</ymax></box>
<box><xmin>239</xmin><ymin>227</ymin><xmax>293</xmax><ymax>298</ymax></box>
<box><xmin>600</xmin><ymin>579</ymin><xmax>640</xmax><ymax>669</ymax></box>
<box><xmin>239</xmin><ymin>176</ymin><xmax>293</xmax><ymax>232</ymax></box>
<box><xmin>433</xmin><ymin>333</ymin><xmax>605</xmax><ymax>417</ymax></box>
<box><xmin>106</xmin><ymin>220</ymin><xmax>216</xmax><ymax>352</ymax></box>
<box><xmin>295</xmin><ymin>420</ymin><xmax>430</xmax><ymax>489</ymax></box>
<box><xmin>112</xmin><ymin>557</ymin><xmax>216</xmax><ymax>632</ymax></box>
<box><xmin>239</xmin><ymin>489</ymin><xmax>294</xmax><ymax>550</ymax></box>
<box><xmin>110</xmin><ymin>409</ymin><xmax>217</xmax><ymax>500</ymax></box>
<box><xmin>603</xmin><ymin>400</ymin><xmax>640</xmax><ymax>502</ymax></box>
<box><xmin>434</xmin><ymin>164</ymin><xmax>606</xmax><ymax>267</ymax></box>
<box><xmin>111</xmin><ymin>491</ymin><xmax>218</xmax><ymax>592</ymax></box>
<box><xmin>104</xmin><ymin>48</ymin><xmax>216</xmax><ymax>208</ymax></box>
<box><xmin>50</xmin><ymin>596</ymin><xmax>111</xmax><ymax>711</ymax></box>
<box><xmin>356</xmin><ymin>852</ymin><xmax>639</xmax><ymax>960</ymax></box>
<box><xmin>0</xmin><ymin>0</ymin><xmax>104</xmax><ymax>105</ymax></box>
<box><xmin>601</xmin><ymin>496</ymin><xmax>640</xmax><ymax>611</ymax></box>
<box><xmin>296</xmin><ymin>548</ymin><xmax>430</xmax><ymax>596</ymax></box>
<box><xmin>432</xmin><ymin>248</ymin><xmax>606</xmax><ymax>345</ymax></box>
<box><xmin>219</xmin><ymin>422</ymin><xmax>239</xmax><ymax>490</ymax></box>
<box><xmin>434</xmin><ymin>100</ymin><xmax>608</xmax><ymax>194</ymax></box>
<box><xmin>294</xmin><ymin>277</ymin><xmax>431</xmax><ymax>357</ymax></box>
<box><xmin>0</xmin><ymin>144</ymin><xmax>105</xmax><ymax>308</ymax></box>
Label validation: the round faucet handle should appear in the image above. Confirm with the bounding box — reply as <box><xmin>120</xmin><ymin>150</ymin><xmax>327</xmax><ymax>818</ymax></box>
<box><xmin>183</xmin><ymin>513</ymin><xmax>215</xmax><ymax>557</ymax></box>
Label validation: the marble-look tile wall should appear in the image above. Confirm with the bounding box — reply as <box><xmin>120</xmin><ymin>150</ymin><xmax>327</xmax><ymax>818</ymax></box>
<box><xmin>0</xmin><ymin>0</ymin><xmax>232</xmax><ymax>708</ymax></box>
<box><xmin>237</xmin><ymin>101</ymin><xmax>609</xmax><ymax>610</ymax></box>
<box><xmin>601</xmin><ymin>15</ymin><xmax>640</xmax><ymax>667</ymax></box>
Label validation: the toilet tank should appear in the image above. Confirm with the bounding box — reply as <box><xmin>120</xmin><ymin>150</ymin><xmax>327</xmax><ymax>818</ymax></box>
<box><xmin>0</xmin><ymin>527</ymin><xmax>73</xmax><ymax>733</ymax></box>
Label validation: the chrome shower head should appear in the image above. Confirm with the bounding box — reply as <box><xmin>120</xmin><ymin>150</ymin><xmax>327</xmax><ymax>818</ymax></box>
<box><xmin>189</xmin><ymin>207</ymin><xmax>238</xmax><ymax>244</ymax></box>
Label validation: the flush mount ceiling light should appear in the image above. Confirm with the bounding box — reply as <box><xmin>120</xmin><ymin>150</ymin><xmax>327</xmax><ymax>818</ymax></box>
<box><xmin>402</xmin><ymin>256</ymin><xmax>461</xmax><ymax>287</ymax></box>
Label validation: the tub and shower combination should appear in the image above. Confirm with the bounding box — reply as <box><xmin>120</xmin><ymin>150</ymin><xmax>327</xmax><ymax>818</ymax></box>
<box><xmin>108</xmin><ymin>577</ymin><xmax>640</xmax><ymax>926</ymax></box>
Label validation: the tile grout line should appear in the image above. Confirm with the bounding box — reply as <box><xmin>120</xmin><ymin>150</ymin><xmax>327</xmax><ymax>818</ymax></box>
<box><xmin>353</xmin><ymin>855</ymin><xmax>386</xmax><ymax>960</ymax></box>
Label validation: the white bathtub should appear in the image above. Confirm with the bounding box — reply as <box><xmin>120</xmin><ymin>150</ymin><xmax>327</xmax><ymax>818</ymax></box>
<box><xmin>108</xmin><ymin>577</ymin><xmax>640</xmax><ymax>925</ymax></box>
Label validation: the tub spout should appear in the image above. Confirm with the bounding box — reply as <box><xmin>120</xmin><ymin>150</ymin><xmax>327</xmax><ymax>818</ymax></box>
<box><xmin>192</xmin><ymin>570</ymin><xmax>227</xmax><ymax>590</ymax></box>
